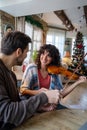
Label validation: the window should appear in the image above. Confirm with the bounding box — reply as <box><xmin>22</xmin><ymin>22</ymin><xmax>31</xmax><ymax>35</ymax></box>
<box><xmin>25</xmin><ymin>22</ymin><xmax>33</xmax><ymax>38</ymax></box>
<box><xmin>84</xmin><ymin>37</ymin><xmax>87</xmax><ymax>61</ymax></box>
<box><xmin>33</xmin><ymin>27</ymin><xmax>42</xmax><ymax>51</ymax></box>
<box><xmin>25</xmin><ymin>22</ymin><xmax>42</xmax><ymax>63</ymax></box>
<box><xmin>46</xmin><ymin>28</ymin><xmax>66</xmax><ymax>58</ymax></box>
<box><xmin>25</xmin><ymin>22</ymin><xmax>33</xmax><ymax>63</ymax></box>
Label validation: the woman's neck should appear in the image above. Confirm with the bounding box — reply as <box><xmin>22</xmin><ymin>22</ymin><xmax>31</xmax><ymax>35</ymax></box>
<box><xmin>40</xmin><ymin>64</ymin><xmax>47</xmax><ymax>71</ymax></box>
<box><xmin>40</xmin><ymin>66</ymin><xmax>48</xmax><ymax>78</ymax></box>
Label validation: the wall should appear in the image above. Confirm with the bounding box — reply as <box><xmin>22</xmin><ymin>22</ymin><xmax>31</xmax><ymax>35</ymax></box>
<box><xmin>0</xmin><ymin>11</ymin><xmax>23</xmax><ymax>79</ymax></box>
<box><xmin>0</xmin><ymin>10</ymin><xmax>15</xmax><ymax>36</ymax></box>
<box><xmin>0</xmin><ymin>10</ymin><xmax>15</xmax><ymax>49</ymax></box>
<box><xmin>0</xmin><ymin>12</ymin><xmax>1</xmax><ymax>49</ymax></box>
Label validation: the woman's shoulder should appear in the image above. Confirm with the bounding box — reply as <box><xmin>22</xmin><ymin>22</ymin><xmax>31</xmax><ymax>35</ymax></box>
<box><xmin>51</xmin><ymin>74</ymin><xmax>61</xmax><ymax>80</ymax></box>
<box><xmin>27</xmin><ymin>63</ymin><xmax>37</xmax><ymax>68</ymax></box>
<box><xmin>22</xmin><ymin>63</ymin><xmax>38</xmax><ymax>79</ymax></box>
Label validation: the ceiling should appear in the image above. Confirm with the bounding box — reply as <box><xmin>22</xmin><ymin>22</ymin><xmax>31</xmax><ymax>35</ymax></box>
<box><xmin>0</xmin><ymin>0</ymin><xmax>87</xmax><ymax>37</ymax></box>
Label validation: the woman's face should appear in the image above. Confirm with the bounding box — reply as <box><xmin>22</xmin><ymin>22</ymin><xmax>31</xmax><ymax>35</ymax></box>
<box><xmin>40</xmin><ymin>50</ymin><xmax>52</xmax><ymax>67</ymax></box>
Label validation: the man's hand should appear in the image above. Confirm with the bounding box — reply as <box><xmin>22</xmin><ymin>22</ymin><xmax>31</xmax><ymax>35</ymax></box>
<box><xmin>43</xmin><ymin>90</ymin><xmax>60</xmax><ymax>104</ymax></box>
<box><xmin>38</xmin><ymin>88</ymin><xmax>48</xmax><ymax>93</ymax></box>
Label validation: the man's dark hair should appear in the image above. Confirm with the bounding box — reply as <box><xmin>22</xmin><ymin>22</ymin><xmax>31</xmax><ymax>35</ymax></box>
<box><xmin>1</xmin><ymin>31</ymin><xmax>32</xmax><ymax>55</ymax></box>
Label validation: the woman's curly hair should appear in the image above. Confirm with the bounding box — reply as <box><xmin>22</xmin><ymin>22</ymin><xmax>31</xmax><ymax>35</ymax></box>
<box><xmin>35</xmin><ymin>44</ymin><xmax>62</xmax><ymax>69</ymax></box>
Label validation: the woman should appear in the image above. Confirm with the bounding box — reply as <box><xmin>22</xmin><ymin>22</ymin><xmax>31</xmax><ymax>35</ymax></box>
<box><xmin>20</xmin><ymin>44</ymin><xmax>64</xmax><ymax>111</ymax></box>
<box><xmin>20</xmin><ymin>44</ymin><xmax>87</xmax><ymax>111</ymax></box>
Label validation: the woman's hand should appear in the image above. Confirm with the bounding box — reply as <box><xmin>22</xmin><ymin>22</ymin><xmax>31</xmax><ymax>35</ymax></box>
<box><xmin>59</xmin><ymin>76</ymin><xmax>87</xmax><ymax>99</ymax></box>
<box><xmin>77</xmin><ymin>76</ymin><xmax>87</xmax><ymax>84</ymax></box>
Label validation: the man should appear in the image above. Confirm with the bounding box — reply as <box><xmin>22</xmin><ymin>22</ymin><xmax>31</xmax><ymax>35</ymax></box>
<box><xmin>0</xmin><ymin>31</ymin><xmax>60</xmax><ymax>130</ymax></box>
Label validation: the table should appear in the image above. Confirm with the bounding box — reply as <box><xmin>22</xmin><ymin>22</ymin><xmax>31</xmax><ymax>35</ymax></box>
<box><xmin>14</xmin><ymin>82</ymin><xmax>87</xmax><ymax>130</ymax></box>
<box><xmin>60</xmin><ymin>82</ymin><xmax>87</xmax><ymax>110</ymax></box>
<box><xmin>14</xmin><ymin>109</ymin><xmax>87</xmax><ymax>130</ymax></box>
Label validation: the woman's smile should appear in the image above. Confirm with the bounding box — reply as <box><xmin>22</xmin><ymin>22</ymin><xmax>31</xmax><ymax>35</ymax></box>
<box><xmin>40</xmin><ymin>50</ymin><xmax>52</xmax><ymax>66</ymax></box>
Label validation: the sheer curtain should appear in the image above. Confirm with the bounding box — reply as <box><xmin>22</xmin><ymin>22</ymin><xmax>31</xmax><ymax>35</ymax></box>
<box><xmin>25</xmin><ymin>22</ymin><xmax>42</xmax><ymax>63</ymax></box>
<box><xmin>25</xmin><ymin>22</ymin><xmax>33</xmax><ymax>63</ymax></box>
<box><xmin>84</xmin><ymin>37</ymin><xmax>87</xmax><ymax>61</ymax></box>
<box><xmin>33</xmin><ymin>26</ymin><xmax>42</xmax><ymax>51</ymax></box>
<box><xmin>46</xmin><ymin>28</ymin><xmax>66</xmax><ymax>58</ymax></box>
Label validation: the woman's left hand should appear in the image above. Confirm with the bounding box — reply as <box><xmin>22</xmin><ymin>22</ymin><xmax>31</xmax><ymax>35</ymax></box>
<box><xmin>77</xmin><ymin>76</ymin><xmax>87</xmax><ymax>83</ymax></box>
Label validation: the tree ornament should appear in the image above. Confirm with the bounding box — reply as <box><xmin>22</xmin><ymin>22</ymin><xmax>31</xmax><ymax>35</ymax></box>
<box><xmin>77</xmin><ymin>44</ymin><xmax>83</xmax><ymax>49</ymax></box>
<box><xmin>68</xmin><ymin>31</ymin><xmax>87</xmax><ymax>76</ymax></box>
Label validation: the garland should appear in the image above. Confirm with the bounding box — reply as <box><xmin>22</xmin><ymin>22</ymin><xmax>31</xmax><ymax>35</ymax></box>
<box><xmin>25</xmin><ymin>15</ymin><xmax>48</xmax><ymax>32</ymax></box>
<box><xmin>25</xmin><ymin>15</ymin><xmax>43</xmax><ymax>30</ymax></box>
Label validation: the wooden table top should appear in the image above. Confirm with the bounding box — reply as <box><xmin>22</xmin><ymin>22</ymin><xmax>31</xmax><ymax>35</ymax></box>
<box><xmin>14</xmin><ymin>109</ymin><xmax>87</xmax><ymax>130</ymax></box>
<box><xmin>14</xmin><ymin>82</ymin><xmax>87</xmax><ymax>130</ymax></box>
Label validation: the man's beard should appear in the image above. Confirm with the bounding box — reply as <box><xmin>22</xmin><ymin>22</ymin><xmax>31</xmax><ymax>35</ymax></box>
<box><xmin>16</xmin><ymin>57</ymin><xmax>23</xmax><ymax>66</ymax></box>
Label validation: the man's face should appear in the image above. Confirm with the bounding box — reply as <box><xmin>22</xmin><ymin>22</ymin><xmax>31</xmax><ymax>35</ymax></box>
<box><xmin>16</xmin><ymin>46</ymin><xmax>29</xmax><ymax>66</ymax></box>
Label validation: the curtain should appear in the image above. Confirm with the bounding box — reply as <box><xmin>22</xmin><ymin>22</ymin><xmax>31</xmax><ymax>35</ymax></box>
<box><xmin>46</xmin><ymin>28</ymin><xmax>66</xmax><ymax>58</ymax></box>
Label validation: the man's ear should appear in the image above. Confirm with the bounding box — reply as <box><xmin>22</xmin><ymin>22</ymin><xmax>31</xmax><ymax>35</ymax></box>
<box><xmin>16</xmin><ymin>48</ymin><xmax>22</xmax><ymax>57</ymax></box>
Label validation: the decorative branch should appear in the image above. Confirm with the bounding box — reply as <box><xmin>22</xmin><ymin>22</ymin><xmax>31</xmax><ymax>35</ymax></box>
<box><xmin>25</xmin><ymin>15</ymin><xmax>48</xmax><ymax>32</ymax></box>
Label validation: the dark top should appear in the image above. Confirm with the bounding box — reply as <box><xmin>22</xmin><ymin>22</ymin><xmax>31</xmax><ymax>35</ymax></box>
<box><xmin>0</xmin><ymin>59</ymin><xmax>48</xmax><ymax>129</ymax></box>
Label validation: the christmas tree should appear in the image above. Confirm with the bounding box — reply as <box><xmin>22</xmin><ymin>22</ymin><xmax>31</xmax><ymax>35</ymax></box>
<box><xmin>68</xmin><ymin>31</ymin><xmax>87</xmax><ymax>76</ymax></box>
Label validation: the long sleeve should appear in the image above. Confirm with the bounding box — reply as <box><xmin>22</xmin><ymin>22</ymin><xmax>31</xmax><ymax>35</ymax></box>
<box><xmin>0</xmin><ymin>90</ymin><xmax>48</xmax><ymax>127</ymax></box>
<box><xmin>21</xmin><ymin>63</ymin><xmax>39</xmax><ymax>90</ymax></box>
<box><xmin>0</xmin><ymin>60</ymin><xmax>48</xmax><ymax>128</ymax></box>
